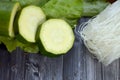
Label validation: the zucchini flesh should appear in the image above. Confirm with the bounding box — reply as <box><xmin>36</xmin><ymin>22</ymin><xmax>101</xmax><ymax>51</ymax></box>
<box><xmin>18</xmin><ymin>5</ymin><xmax>46</xmax><ymax>42</ymax></box>
<box><xmin>39</xmin><ymin>19</ymin><xmax>75</xmax><ymax>56</ymax></box>
<box><xmin>0</xmin><ymin>2</ymin><xmax>20</xmax><ymax>37</ymax></box>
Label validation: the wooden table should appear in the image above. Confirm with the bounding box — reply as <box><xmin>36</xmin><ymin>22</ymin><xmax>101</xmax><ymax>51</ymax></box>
<box><xmin>0</xmin><ymin>18</ymin><xmax>119</xmax><ymax>80</ymax></box>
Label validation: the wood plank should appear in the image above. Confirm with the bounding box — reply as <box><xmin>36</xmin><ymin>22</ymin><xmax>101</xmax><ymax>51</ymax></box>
<box><xmin>63</xmin><ymin>18</ymin><xmax>88</xmax><ymax>80</ymax></box>
<box><xmin>85</xmin><ymin>49</ymin><xmax>102</xmax><ymax>80</ymax></box>
<box><xmin>0</xmin><ymin>48</ymin><xmax>10</xmax><ymax>80</ymax></box>
<box><xmin>78</xmin><ymin>17</ymin><xmax>103</xmax><ymax>80</ymax></box>
<box><xmin>63</xmin><ymin>32</ymin><xmax>102</xmax><ymax>80</ymax></box>
<box><xmin>102</xmin><ymin>60</ymin><xmax>119</xmax><ymax>80</ymax></box>
<box><xmin>9</xmin><ymin>48</ymin><xmax>25</xmax><ymax>80</ymax></box>
<box><xmin>25</xmin><ymin>54</ymin><xmax>63</xmax><ymax>80</ymax></box>
<box><xmin>63</xmin><ymin>36</ymin><xmax>87</xmax><ymax>80</ymax></box>
<box><xmin>63</xmin><ymin>17</ymin><xmax>103</xmax><ymax>80</ymax></box>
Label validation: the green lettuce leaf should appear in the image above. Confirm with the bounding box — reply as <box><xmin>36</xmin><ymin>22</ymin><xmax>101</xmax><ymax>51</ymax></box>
<box><xmin>82</xmin><ymin>0</ymin><xmax>109</xmax><ymax>16</ymax></box>
<box><xmin>12</xmin><ymin>0</ymin><xmax>49</xmax><ymax>7</ymax></box>
<box><xmin>0</xmin><ymin>36</ymin><xmax>39</xmax><ymax>53</ymax></box>
<box><xmin>42</xmin><ymin>0</ymin><xmax>109</xmax><ymax>28</ymax></box>
<box><xmin>42</xmin><ymin>0</ymin><xmax>83</xmax><ymax>28</ymax></box>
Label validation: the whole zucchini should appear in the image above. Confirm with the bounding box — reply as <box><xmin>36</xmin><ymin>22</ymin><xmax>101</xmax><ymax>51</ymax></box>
<box><xmin>0</xmin><ymin>1</ymin><xmax>20</xmax><ymax>37</ymax></box>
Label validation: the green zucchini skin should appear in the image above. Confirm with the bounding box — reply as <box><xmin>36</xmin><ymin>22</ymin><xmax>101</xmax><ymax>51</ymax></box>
<box><xmin>36</xmin><ymin>19</ymin><xmax>75</xmax><ymax>57</ymax></box>
<box><xmin>36</xmin><ymin>26</ymin><xmax>61</xmax><ymax>57</ymax></box>
<box><xmin>15</xmin><ymin>34</ymin><xmax>31</xmax><ymax>44</ymax></box>
<box><xmin>13</xmin><ymin>10</ymin><xmax>21</xmax><ymax>35</ymax></box>
<box><xmin>0</xmin><ymin>1</ymin><xmax>20</xmax><ymax>37</ymax></box>
<box><xmin>13</xmin><ymin>10</ymin><xmax>30</xmax><ymax>44</ymax></box>
<box><xmin>38</xmin><ymin>40</ymin><xmax>61</xmax><ymax>57</ymax></box>
<box><xmin>36</xmin><ymin>19</ymin><xmax>74</xmax><ymax>57</ymax></box>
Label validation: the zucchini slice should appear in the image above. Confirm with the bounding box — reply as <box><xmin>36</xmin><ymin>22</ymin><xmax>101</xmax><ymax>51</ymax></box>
<box><xmin>18</xmin><ymin>5</ymin><xmax>46</xmax><ymax>43</ymax></box>
<box><xmin>0</xmin><ymin>2</ymin><xmax>20</xmax><ymax>37</ymax></box>
<box><xmin>38</xmin><ymin>19</ymin><xmax>75</xmax><ymax>56</ymax></box>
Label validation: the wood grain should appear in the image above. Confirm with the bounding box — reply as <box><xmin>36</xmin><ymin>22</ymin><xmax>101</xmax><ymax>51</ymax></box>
<box><xmin>9</xmin><ymin>48</ymin><xmax>25</xmax><ymax>80</ymax></box>
<box><xmin>0</xmin><ymin>49</ymin><xmax>10</xmax><ymax>80</ymax></box>
<box><xmin>63</xmin><ymin>34</ymin><xmax>87</xmax><ymax>80</ymax></box>
<box><xmin>102</xmin><ymin>60</ymin><xmax>119</xmax><ymax>80</ymax></box>
<box><xmin>24</xmin><ymin>54</ymin><xmax>63</xmax><ymax>80</ymax></box>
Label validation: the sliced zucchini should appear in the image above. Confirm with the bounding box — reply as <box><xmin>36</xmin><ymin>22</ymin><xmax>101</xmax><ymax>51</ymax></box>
<box><xmin>18</xmin><ymin>5</ymin><xmax>46</xmax><ymax>43</ymax></box>
<box><xmin>38</xmin><ymin>19</ymin><xmax>75</xmax><ymax>56</ymax></box>
<box><xmin>0</xmin><ymin>2</ymin><xmax>20</xmax><ymax>37</ymax></box>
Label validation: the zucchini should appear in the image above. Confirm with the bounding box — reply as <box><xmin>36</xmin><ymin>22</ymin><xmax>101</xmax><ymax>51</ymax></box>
<box><xmin>37</xmin><ymin>19</ymin><xmax>75</xmax><ymax>56</ymax></box>
<box><xmin>18</xmin><ymin>5</ymin><xmax>46</xmax><ymax>43</ymax></box>
<box><xmin>0</xmin><ymin>2</ymin><xmax>20</xmax><ymax>37</ymax></box>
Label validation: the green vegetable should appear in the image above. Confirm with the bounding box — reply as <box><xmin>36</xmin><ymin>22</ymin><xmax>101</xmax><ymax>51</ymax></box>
<box><xmin>82</xmin><ymin>1</ymin><xmax>109</xmax><ymax>16</ymax></box>
<box><xmin>0</xmin><ymin>36</ymin><xmax>39</xmax><ymax>53</ymax></box>
<box><xmin>37</xmin><ymin>19</ymin><xmax>75</xmax><ymax>57</ymax></box>
<box><xmin>0</xmin><ymin>1</ymin><xmax>20</xmax><ymax>37</ymax></box>
<box><xmin>0</xmin><ymin>0</ymin><xmax>10</xmax><ymax>2</ymax></box>
<box><xmin>18</xmin><ymin>5</ymin><xmax>46</xmax><ymax>43</ymax></box>
<box><xmin>42</xmin><ymin>0</ymin><xmax>83</xmax><ymax>28</ymax></box>
<box><xmin>42</xmin><ymin>0</ymin><xmax>109</xmax><ymax>28</ymax></box>
<box><xmin>12</xmin><ymin>0</ymin><xmax>49</xmax><ymax>7</ymax></box>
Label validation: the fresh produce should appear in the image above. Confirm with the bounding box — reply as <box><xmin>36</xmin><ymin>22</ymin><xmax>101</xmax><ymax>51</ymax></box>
<box><xmin>82</xmin><ymin>0</ymin><xmax>109</xmax><ymax>16</ymax></box>
<box><xmin>37</xmin><ymin>19</ymin><xmax>75</xmax><ymax>56</ymax></box>
<box><xmin>0</xmin><ymin>36</ymin><xmax>39</xmax><ymax>53</ymax></box>
<box><xmin>80</xmin><ymin>0</ymin><xmax>120</xmax><ymax>65</ymax></box>
<box><xmin>10</xmin><ymin>0</ymin><xmax>109</xmax><ymax>28</ymax></box>
<box><xmin>0</xmin><ymin>0</ymin><xmax>110</xmax><ymax>55</ymax></box>
<box><xmin>0</xmin><ymin>0</ymin><xmax>10</xmax><ymax>1</ymax></box>
<box><xmin>18</xmin><ymin>5</ymin><xmax>46</xmax><ymax>42</ymax></box>
<box><xmin>12</xmin><ymin>0</ymin><xmax>49</xmax><ymax>7</ymax></box>
<box><xmin>0</xmin><ymin>1</ymin><xmax>20</xmax><ymax>37</ymax></box>
<box><xmin>42</xmin><ymin>0</ymin><xmax>109</xmax><ymax>27</ymax></box>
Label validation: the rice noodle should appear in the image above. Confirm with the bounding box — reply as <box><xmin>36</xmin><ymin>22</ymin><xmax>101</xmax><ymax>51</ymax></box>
<box><xmin>80</xmin><ymin>0</ymin><xmax>120</xmax><ymax>65</ymax></box>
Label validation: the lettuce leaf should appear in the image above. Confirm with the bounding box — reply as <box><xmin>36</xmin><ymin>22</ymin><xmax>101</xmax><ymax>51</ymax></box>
<box><xmin>0</xmin><ymin>36</ymin><xmax>39</xmax><ymax>53</ymax></box>
<box><xmin>42</xmin><ymin>0</ymin><xmax>109</xmax><ymax>28</ymax></box>
<box><xmin>82</xmin><ymin>0</ymin><xmax>109</xmax><ymax>16</ymax></box>
<box><xmin>12</xmin><ymin>0</ymin><xmax>49</xmax><ymax>7</ymax></box>
<box><xmin>42</xmin><ymin>0</ymin><xmax>83</xmax><ymax>27</ymax></box>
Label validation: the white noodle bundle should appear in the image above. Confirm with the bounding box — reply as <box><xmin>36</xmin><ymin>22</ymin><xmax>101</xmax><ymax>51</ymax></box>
<box><xmin>80</xmin><ymin>0</ymin><xmax>120</xmax><ymax>65</ymax></box>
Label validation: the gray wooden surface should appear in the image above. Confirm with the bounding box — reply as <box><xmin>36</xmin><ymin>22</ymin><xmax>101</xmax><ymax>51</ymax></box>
<box><xmin>0</xmin><ymin>18</ymin><xmax>120</xmax><ymax>80</ymax></box>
